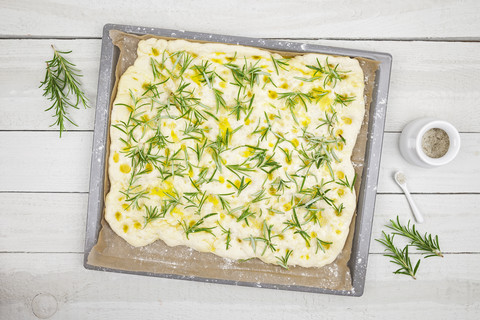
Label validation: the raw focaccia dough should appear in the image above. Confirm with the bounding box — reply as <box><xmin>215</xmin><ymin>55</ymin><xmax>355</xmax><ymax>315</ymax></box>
<box><xmin>105</xmin><ymin>38</ymin><xmax>365</xmax><ymax>268</ymax></box>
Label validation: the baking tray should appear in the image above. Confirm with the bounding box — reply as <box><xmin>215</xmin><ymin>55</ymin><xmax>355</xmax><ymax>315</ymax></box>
<box><xmin>84</xmin><ymin>23</ymin><xmax>392</xmax><ymax>296</ymax></box>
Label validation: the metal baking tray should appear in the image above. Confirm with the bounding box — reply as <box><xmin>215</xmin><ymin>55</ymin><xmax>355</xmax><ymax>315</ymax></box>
<box><xmin>84</xmin><ymin>23</ymin><xmax>392</xmax><ymax>296</ymax></box>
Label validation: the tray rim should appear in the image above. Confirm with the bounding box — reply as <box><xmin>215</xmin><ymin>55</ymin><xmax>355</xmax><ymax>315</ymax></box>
<box><xmin>84</xmin><ymin>23</ymin><xmax>392</xmax><ymax>297</ymax></box>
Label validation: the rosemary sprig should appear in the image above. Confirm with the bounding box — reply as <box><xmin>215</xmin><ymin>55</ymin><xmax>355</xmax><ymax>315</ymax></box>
<box><xmin>306</xmin><ymin>58</ymin><xmax>325</xmax><ymax>76</ymax></box>
<box><xmin>270</xmin><ymin>54</ymin><xmax>289</xmax><ymax>75</ymax></box>
<box><xmin>150</xmin><ymin>57</ymin><xmax>165</xmax><ymax>80</ymax></box>
<box><xmin>217</xmin><ymin>222</ymin><xmax>232</xmax><ymax>250</ymax></box>
<box><xmin>217</xmin><ymin>192</ymin><xmax>235</xmax><ymax>212</ymax></box>
<box><xmin>251</xmin><ymin>188</ymin><xmax>268</xmax><ymax>203</ymax></box>
<box><xmin>40</xmin><ymin>45</ymin><xmax>90</xmax><ymax>137</ymax></box>
<box><xmin>276</xmin><ymin>249</ymin><xmax>293</xmax><ymax>269</ymax></box>
<box><xmin>230</xmin><ymin>94</ymin><xmax>254</xmax><ymax>120</ymax></box>
<box><xmin>244</xmin><ymin>235</ymin><xmax>258</xmax><ymax>254</ymax></box>
<box><xmin>333</xmin><ymin>93</ymin><xmax>355</xmax><ymax>107</ymax></box>
<box><xmin>212</xmin><ymin>88</ymin><xmax>226</xmax><ymax>112</ymax></box>
<box><xmin>279</xmin><ymin>146</ymin><xmax>293</xmax><ymax>161</ymax></box>
<box><xmin>323</xmin><ymin>58</ymin><xmax>350</xmax><ymax>88</ymax></box>
<box><xmin>335</xmin><ymin>174</ymin><xmax>357</xmax><ymax>192</ymax></box>
<box><xmin>175</xmin><ymin>51</ymin><xmax>195</xmax><ymax>78</ymax></box>
<box><xmin>316</xmin><ymin>109</ymin><xmax>338</xmax><ymax>130</ymax></box>
<box><xmin>270</xmin><ymin>177</ymin><xmax>291</xmax><ymax>196</ymax></box>
<box><xmin>142</xmin><ymin>80</ymin><xmax>166</xmax><ymax>99</ymax></box>
<box><xmin>236</xmin><ymin>207</ymin><xmax>256</xmax><ymax>226</ymax></box>
<box><xmin>254</xmin><ymin>221</ymin><xmax>280</xmax><ymax>255</ymax></box>
<box><xmin>297</xmin><ymin>129</ymin><xmax>340</xmax><ymax>178</ymax></box>
<box><xmin>226</xmin><ymin>163</ymin><xmax>256</xmax><ymax>178</ymax></box>
<box><xmin>245</xmin><ymin>145</ymin><xmax>267</xmax><ymax>167</ymax></box>
<box><xmin>259</xmin><ymin>155</ymin><xmax>281</xmax><ymax>174</ymax></box>
<box><xmin>227</xmin><ymin>176</ymin><xmax>252</xmax><ymax>196</ymax></box>
<box><xmin>120</xmin><ymin>187</ymin><xmax>149</xmax><ymax>210</ymax></box>
<box><xmin>278</xmin><ymin>91</ymin><xmax>312</xmax><ymax>112</ymax></box>
<box><xmin>310</xmin><ymin>87</ymin><xmax>330</xmax><ymax>103</ymax></box>
<box><xmin>376</xmin><ymin>231</ymin><xmax>420</xmax><ymax>280</ymax></box>
<box><xmin>304</xmin><ymin>208</ymin><xmax>322</xmax><ymax>226</ymax></box>
<box><xmin>301</xmin><ymin>183</ymin><xmax>333</xmax><ymax>208</ymax></box>
<box><xmin>294</xmin><ymin>75</ymin><xmax>323</xmax><ymax>82</ymax></box>
<box><xmin>225</xmin><ymin>58</ymin><xmax>269</xmax><ymax>89</ymax></box>
<box><xmin>191</xmin><ymin>60</ymin><xmax>224</xmax><ymax>88</ymax></box>
<box><xmin>252</xmin><ymin>115</ymin><xmax>272</xmax><ymax>141</ymax></box>
<box><xmin>182</xmin><ymin>122</ymin><xmax>206</xmax><ymax>143</ymax></box>
<box><xmin>387</xmin><ymin>217</ymin><xmax>443</xmax><ymax>258</ymax></box>
<box><xmin>143</xmin><ymin>205</ymin><xmax>163</xmax><ymax>227</ymax></box>
<box><xmin>315</xmin><ymin>238</ymin><xmax>332</xmax><ymax>254</ymax></box>
<box><xmin>180</xmin><ymin>212</ymin><xmax>217</xmax><ymax>239</ymax></box>
<box><xmin>283</xmin><ymin>208</ymin><xmax>310</xmax><ymax>246</ymax></box>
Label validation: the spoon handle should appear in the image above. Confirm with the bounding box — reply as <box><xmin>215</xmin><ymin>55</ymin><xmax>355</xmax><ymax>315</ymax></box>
<box><xmin>402</xmin><ymin>186</ymin><xmax>424</xmax><ymax>224</ymax></box>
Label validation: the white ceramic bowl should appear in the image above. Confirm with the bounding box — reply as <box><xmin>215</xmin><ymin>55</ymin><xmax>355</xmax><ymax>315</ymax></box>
<box><xmin>399</xmin><ymin>118</ymin><xmax>461</xmax><ymax>168</ymax></box>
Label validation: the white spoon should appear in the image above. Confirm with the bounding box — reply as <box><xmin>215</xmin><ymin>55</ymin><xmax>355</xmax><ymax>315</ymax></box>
<box><xmin>394</xmin><ymin>171</ymin><xmax>424</xmax><ymax>224</ymax></box>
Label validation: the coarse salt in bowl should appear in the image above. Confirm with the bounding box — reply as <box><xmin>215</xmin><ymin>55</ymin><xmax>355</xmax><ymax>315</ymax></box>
<box><xmin>399</xmin><ymin>118</ymin><xmax>461</xmax><ymax>168</ymax></box>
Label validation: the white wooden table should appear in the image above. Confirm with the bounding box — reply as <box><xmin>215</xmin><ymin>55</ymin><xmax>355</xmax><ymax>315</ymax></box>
<box><xmin>1</xmin><ymin>1</ymin><xmax>479</xmax><ymax>319</ymax></box>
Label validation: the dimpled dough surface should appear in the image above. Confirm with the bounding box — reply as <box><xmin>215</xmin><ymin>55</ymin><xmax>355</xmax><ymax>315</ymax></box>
<box><xmin>105</xmin><ymin>38</ymin><xmax>365</xmax><ymax>269</ymax></box>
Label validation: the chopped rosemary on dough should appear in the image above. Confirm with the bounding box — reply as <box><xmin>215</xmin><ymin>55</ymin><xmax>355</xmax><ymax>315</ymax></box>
<box><xmin>105</xmin><ymin>38</ymin><xmax>366</xmax><ymax>269</ymax></box>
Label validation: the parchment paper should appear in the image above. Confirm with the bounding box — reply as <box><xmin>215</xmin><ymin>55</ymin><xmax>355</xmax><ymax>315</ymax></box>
<box><xmin>87</xmin><ymin>30</ymin><xmax>379</xmax><ymax>291</ymax></box>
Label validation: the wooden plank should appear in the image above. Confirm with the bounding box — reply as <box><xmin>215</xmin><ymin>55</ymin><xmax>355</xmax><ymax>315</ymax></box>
<box><xmin>370</xmin><ymin>194</ymin><xmax>480</xmax><ymax>254</ymax></box>
<box><xmin>2</xmin><ymin>1</ymin><xmax>480</xmax><ymax>39</ymax></box>
<box><xmin>1</xmin><ymin>39</ymin><xmax>479</xmax><ymax>133</ymax></box>
<box><xmin>378</xmin><ymin>133</ymin><xmax>480</xmax><ymax>193</ymax></box>
<box><xmin>0</xmin><ymin>193</ymin><xmax>88</xmax><ymax>252</ymax></box>
<box><xmin>0</xmin><ymin>253</ymin><xmax>478</xmax><ymax>319</ymax></box>
<box><xmin>0</xmin><ymin>39</ymin><xmax>99</xmax><ymax>132</ymax></box>
<box><xmin>1</xmin><ymin>132</ymin><xmax>478</xmax><ymax>193</ymax></box>
<box><xmin>1</xmin><ymin>193</ymin><xmax>478</xmax><ymax>253</ymax></box>
<box><xmin>0</xmin><ymin>132</ymin><xmax>93</xmax><ymax>192</ymax></box>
